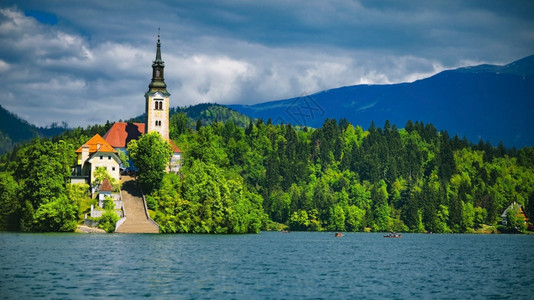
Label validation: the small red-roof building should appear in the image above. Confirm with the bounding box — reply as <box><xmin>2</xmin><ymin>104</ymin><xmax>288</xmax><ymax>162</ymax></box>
<box><xmin>168</xmin><ymin>139</ymin><xmax>182</xmax><ymax>173</ymax></box>
<box><xmin>73</xmin><ymin>134</ymin><xmax>121</xmax><ymax>186</ymax></box>
<box><xmin>501</xmin><ymin>202</ymin><xmax>529</xmax><ymax>227</ymax></box>
<box><xmin>99</xmin><ymin>177</ymin><xmax>113</xmax><ymax>192</ymax></box>
<box><xmin>97</xmin><ymin>177</ymin><xmax>122</xmax><ymax>209</ymax></box>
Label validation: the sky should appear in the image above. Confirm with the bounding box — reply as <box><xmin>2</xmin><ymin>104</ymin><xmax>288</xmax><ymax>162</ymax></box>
<box><xmin>1</xmin><ymin>0</ymin><xmax>533</xmax><ymax>128</ymax></box>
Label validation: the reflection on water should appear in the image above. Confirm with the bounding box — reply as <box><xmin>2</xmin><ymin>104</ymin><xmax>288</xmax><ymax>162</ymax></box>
<box><xmin>1</xmin><ymin>232</ymin><xmax>533</xmax><ymax>299</ymax></box>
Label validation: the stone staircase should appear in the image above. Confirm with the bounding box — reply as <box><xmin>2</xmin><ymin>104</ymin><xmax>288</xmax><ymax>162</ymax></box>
<box><xmin>115</xmin><ymin>176</ymin><xmax>159</xmax><ymax>233</ymax></box>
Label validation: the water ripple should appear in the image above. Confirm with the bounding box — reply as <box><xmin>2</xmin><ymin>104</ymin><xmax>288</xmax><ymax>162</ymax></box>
<box><xmin>1</xmin><ymin>232</ymin><xmax>533</xmax><ymax>299</ymax></box>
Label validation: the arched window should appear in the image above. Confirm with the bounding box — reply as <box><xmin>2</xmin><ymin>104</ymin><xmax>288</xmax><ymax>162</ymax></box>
<box><xmin>154</xmin><ymin>100</ymin><xmax>163</xmax><ymax>110</ymax></box>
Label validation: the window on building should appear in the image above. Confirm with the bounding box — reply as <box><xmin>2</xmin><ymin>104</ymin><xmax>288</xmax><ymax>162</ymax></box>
<box><xmin>112</xmin><ymin>167</ymin><xmax>116</xmax><ymax>171</ymax></box>
<box><xmin>108</xmin><ymin>156</ymin><xmax>111</xmax><ymax>160</ymax></box>
<box><xmin>100</xmin><ymin>156</ymin><xmax>103</xmax><ymax>160</ymax></box>
<box><xmin>154</xmin><ymin>99</ymin><xmax>163</xmax><ymax>110</ymax></box>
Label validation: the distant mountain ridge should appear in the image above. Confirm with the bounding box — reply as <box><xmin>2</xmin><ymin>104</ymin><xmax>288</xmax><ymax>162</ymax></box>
<box><xmin>0</xmin><ymin>104</ymin><xmax>70</xmax><ymax>154</ymax></box>
<box><xmin>130</xmin><ymin>103</ymin><xmax>252</xmax><ymax>128</ymax></box>
<box><xmin>228</xmin><ymin>55</ymin><xmax>534</xmax><ymax>147</ymax></box>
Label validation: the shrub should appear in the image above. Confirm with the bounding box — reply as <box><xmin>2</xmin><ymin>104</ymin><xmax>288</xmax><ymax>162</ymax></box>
<box><xmin>146</xmin><ymin>195</ymin><xmax>157</xmax><ymax>210</ymax></box>
<box><xmin>103</xmin><ymin>196</ymin><xmax>115</xmax><ymax>210</ymax></box>
<box><xmin>98</xmin><ymin>211</ymin><xmax>119</xmax><ymax>233</ymax></box>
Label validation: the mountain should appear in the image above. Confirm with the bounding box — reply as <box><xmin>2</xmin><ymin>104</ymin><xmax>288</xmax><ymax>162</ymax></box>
<box><xmin>0</xmin><ymin>105</ymin><xmax>39</xmax><ymax>154</ymax></box>
<box><xmin>131</xmin><ymin>103</ymin><xmax>253</xmax><ymax>128</ymax></box>
<box><xmin>228</xmin><ymin>55</ymin><xmax>534</xmax><ymax>147</ymax></box>
<box><xmin>171</xmin><ymin>103</ymin><xmax>252</xmax><ymax>128</ymax></box>
<box><xmin>0</xmin><ymin>105</ymin><xmax>69</xmax><ymax>154</ymax></box>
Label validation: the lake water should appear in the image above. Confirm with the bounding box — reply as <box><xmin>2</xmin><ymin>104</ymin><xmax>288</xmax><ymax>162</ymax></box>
<box><xmin>1</xmin><ymin>232</ymin><xmax>533</xmax><ymax>299</ymax></box>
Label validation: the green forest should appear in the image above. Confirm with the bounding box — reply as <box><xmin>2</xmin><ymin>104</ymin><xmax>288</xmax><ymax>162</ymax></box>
<box><xmin>1</xmin><ymin>111</ymin><xmax>533</xmax><ymax>233</ymax></box>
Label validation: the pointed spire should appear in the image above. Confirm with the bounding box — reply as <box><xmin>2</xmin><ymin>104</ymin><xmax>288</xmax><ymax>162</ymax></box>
<box><xmin>155</xmin><ymin>27</ymin><xmax>162</xmax><ymax>62</ymax></box>
<box><xmin>149</xmin><ymin>28</ymin><xmax>166</xmax><ymax>90</ymax></box>
<box><xmin>154</xmin><ymin>28</ymin><xmax>164</xmax><ymax>66</ymax></box>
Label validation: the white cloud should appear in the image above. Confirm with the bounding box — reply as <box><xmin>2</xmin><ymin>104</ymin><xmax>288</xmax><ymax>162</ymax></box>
<box><xmin>169</xmin><ymin>54</ymin><xmax>254</xmax><ymax>103</ymax></box>
<box><xmin>0</xmin><ymin>59</ymin><xmax>9</xmax><ymax>72</ymax></box>
<box><xmin>1</xmin><ymin>1</ymin><xmax>533</xmax><ymax>128</ymax></box>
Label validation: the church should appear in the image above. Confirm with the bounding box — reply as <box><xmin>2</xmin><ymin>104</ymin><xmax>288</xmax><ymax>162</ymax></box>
<box><xmin>72</xmin><ymin>35</ymin><xmax>181</xmax><ymax>187</ymax></box>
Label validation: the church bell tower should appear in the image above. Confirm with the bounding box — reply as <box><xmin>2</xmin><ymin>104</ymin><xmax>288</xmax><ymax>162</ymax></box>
<box><xmin>145</xmin><ymin>31</ymin><xmax>170</xmax><ymax>140</ymax></box>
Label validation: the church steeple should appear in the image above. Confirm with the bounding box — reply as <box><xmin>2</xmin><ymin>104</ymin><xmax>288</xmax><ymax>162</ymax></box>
<box><xmin>149</xmin><ymin>30</ymin><xmax>167</xmax><ymax>90</ymax></box>
<box><xmin>145</xmin><ymin>30</ymin><xmax>170</xmax><ymax>141</ymax></box>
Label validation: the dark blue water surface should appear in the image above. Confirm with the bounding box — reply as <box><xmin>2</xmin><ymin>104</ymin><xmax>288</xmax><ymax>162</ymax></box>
<box><xmin>1</xmin><ymin>232</ymin><xmax>533</xmax><ymax>299</ymax></box>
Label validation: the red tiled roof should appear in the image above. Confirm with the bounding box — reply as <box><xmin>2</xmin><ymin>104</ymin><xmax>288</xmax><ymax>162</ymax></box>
<box><xmin>100</xmin><ymin>178</ymin><xmax>113</xmax><ymax>192</ymax></box>
<box><xmin>103</xmin><ymin>121</ymin><xmax>181</xmax><ymax>153</ymax></box>
<box><xmin>103</xmin><ymin>122</ymin><xmax>145</xmax><ymax>148</ymax></box>
<box><xmin>76</xmin><ymin>134</ymin><xmax>117</xmax><ymax>153</ymax></box>
<box><xmin>169</xmin><ymin>139</ymin><xmax>182</xmax><ymax>153</ymax></box>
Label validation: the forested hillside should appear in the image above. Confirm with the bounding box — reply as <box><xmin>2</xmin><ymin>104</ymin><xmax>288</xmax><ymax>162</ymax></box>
<box><xmin>150</xmin><ymin>118</ymin><xmax>534</xmax><ymax>233</ymax></box>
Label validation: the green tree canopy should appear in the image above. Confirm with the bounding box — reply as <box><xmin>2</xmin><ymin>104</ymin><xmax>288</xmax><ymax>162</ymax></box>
<box><xmin>127</xmin><ymin>131</ymin><xmax>172</xmax><ymax>194</ymax></box>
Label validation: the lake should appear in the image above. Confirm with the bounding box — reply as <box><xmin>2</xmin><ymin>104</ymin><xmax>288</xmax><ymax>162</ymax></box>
<box><xmin>1</xmin><ymin>232</ymin><xmax>532</xmax><ymax>299</ymax></box>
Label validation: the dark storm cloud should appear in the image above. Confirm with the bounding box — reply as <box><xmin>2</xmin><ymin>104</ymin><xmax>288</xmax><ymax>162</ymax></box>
<box><xmin>0</xmin><ymin>0</ymin><xmax>533</xmax><ymax>127</ymax></box>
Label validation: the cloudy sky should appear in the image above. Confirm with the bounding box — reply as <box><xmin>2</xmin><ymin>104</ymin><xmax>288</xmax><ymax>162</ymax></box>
<box><xmin>1</xmin><ymin>0</ymin><xmax>533</xmax><ymax>127</ymax></box>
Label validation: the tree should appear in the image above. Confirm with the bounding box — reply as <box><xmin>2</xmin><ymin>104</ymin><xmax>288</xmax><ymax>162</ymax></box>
<box><xmin>473</xmin><ymin>206</ymin><xmax>487</xmax><ymax>229</ymax></box>
<box><xmin>328</xmin><ymin>204</ymin><xmax>346</xmax><ymax>231</ymax></box>
<box><xmin>345</xmin><ymin>205</ymin><xmax>365</xmax><ymax>232</ymax></box>
<box><xmin>289</xmin><ymin>210</ymin><xmax>310</xmax><ymax>231</ymax></box>
<box><xmin>32</xmin><ymin>195</ymin><xmax>78</xmax><ymax>232</ymax></box>
<box><xmin>128</xmin><ymin>131</ymin><xmax>172</xmax><ymax>194</ymax></box>
<box><xmin>372</xmin><ymin>180</ymin><xmax>391</xmax><ymax>232</ymax></box>
<box><xmin>505</xmin><ymin>204</ymin><xmax>527</xmax><ymax>232</ymax></box>
<box><xmin>12</xmin><ymin>139</ymin><xmax>75</xmax><ymax>231</ymax></box>
<box><xmin>66</xmin><ymin>183</ymin><xmax>91</xmax><ymax>221</ymax></box>
<box><xmin>461</xmin><ymin>201</ymin><xmax>475</xmax><ymax>232</ymax></box>
<box><xmin>170</xmin><ymin>111</ymin><xmax>189</xmax><ymax>138</ymax></box>
<box><xmin>14</xmin><ymin>140</ymin><xmax>73</xmax><ymax>211</ymax></box>
<box><xmin>0</xmin><ymin>172</ymin><xmax>20</xmax><ymax>230</ymax></box>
